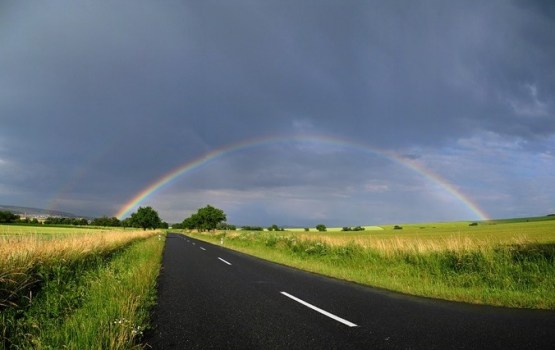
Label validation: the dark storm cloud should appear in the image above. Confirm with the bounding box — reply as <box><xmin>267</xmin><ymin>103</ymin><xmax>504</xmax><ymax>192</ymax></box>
<box><xmin>1</xmin><ymin>0</ymin><xmax>554</xmax><ymax>222</ymax></box>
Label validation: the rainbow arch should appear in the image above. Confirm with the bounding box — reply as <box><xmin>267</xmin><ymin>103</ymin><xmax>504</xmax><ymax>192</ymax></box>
<box><xmin>114</xmin><ymin>134</ymin><xmax>489</xmax><ymax>221</ymax></box>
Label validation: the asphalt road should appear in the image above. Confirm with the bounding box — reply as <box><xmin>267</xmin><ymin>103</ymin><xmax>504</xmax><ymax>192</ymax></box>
<box><xmin>144</xmin><ymin>233</ymin><xmax>555</xmax><ymax>349</ymax></box>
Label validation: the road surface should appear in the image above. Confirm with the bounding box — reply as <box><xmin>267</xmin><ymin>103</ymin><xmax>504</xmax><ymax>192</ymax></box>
<box><xmin>144</xmin><ymin>233</ymin><xmax>555</xmax><ymax>349</ymax></box>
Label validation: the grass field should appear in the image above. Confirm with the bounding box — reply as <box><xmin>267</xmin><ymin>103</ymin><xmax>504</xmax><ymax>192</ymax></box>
<box><xmin>296</xmin><ymin>218</ymin><xmax>555</xmax><ymax>252</ymax></box>
<box><xmin>0</xmin><ymin>224</ymin><xmax>165</xmax><ymax>349</ymax></box>
<box><xmin>186</xmin><ymin>216</ymin><xmax>555</xmax><ymax>309</ymax></box>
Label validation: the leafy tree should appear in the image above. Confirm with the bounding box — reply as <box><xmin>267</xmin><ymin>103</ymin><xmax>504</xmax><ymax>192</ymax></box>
<box><xmin>130</xmin><ymin>206</ymin><xmax>162</xmax><ymax>230</ymax></box>
<box><xmin>172</xmin><ymin>222</ymin><xmax>184</xmax><ymax>229</ymax></box>
<box><xmin>121</xmin><ymin>217</ymin><xmax>133</xmax><ymax>228</ymax></box>
<box><xmin>181</xmin><ymin>205</ymin><xmax>227</xmax><ymax>231</ymax></box>
<box><xmin>0</xmin><ymin>211</ymin><xmax>19</xmax><ymax>223</ymax></box>
<box><xmin>182</xmin><ymin>215</ymin><xmax>200</xmax><ymax>230</ymax></box>
<box><xmin>196</xmin><ymin>205</ymin><xmax>226</xmax><ymax>231</ymax></box>
<box><xmin>316</xmin><ymin>224</ymin><xmax>327</xmax><ymax>232</ymax></box>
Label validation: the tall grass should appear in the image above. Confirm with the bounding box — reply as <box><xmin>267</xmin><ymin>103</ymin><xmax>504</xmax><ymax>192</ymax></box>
<box><xmin>0</xmin><ymin>226</ymin><xmax>163</xmax><ymax>349</ymax></box>
<box><xmin>26</xmin><ymin>235</ymin><xmax>165</xmax><ymax>349</ymax></box>
<box><xmin>0</xmin><ymin>228</ymin><xmax>156</xmax><ymax>309</ymax></box>
<box><xmin>188</xmin><ymin>226</ymin><xmax>555</xmax><ymax>309</ymax></box>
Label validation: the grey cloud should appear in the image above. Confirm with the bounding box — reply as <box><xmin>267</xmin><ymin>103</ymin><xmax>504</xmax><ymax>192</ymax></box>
<box><xmin>1</xmin><ymin>0</ymin><xmax>553</xmax><ymax>223</ymax></box>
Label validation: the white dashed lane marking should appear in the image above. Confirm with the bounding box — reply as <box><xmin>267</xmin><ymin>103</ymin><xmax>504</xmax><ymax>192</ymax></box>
<box><xmin>280</xmin><ymin>291</ymin><xmax>358</xmax><ymax>327</ymax></box>
<box><xmin>218</xmin><ymin>257</ymin><xmax>232</xmax><ymax>265</ymax></box>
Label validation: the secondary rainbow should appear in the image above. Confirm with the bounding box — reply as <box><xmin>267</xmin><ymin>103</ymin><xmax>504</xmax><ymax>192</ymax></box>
<box><xmin>115</xmin><ymin>134</ymin><xmax>490</xmax><ymax>221</ymax></box>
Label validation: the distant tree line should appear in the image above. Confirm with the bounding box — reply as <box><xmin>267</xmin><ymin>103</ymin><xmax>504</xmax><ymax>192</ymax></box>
<box><xmin>18</xmin><ymin>217</ymin><xmax>40</xmax><ymax>225</ymax></box>
<box><xmin>241</xmin><ymin>226</ymin><xmax>264</xmax><ymax>231</ymax></box>
<box><xmin>0</xmin><ymin>207</ymin><xmax>169</xmax><ymax>230</ymax></box>
<box><xmin>45</xmin><ymin>217</ymin><xmax>90</xmax><ymax>226</ymax></box>
<box><xmin>88</xmin><ymin>216</ymin><xmax>119</xmax><ymax>227</ymax></box>
<box><xmin>342</xmin><ymin>226</ymin><xmax>365</xmax><ymax>231</ymax></box>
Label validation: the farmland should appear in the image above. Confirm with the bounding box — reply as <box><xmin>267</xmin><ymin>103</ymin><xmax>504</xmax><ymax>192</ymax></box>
<box><xmin>186</xmin><ymin>216</ymin><xmax>555</xmax><ymax>309</ymax></box>
<box><xmin>1</xmin><ymin>215</ymin><xmax>553</xmax><ymax>348</ymax></box>
<box><xmin>0</xmin><ymin>225</ymin><xmax>164</xmax><ymax>349</ymax></box>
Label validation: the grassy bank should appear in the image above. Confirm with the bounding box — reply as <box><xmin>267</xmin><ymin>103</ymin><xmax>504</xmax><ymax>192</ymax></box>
<box><xmin>186</xmin><ymin>218</ymin><xmax>555</xmax><ymax>309</ymax></box>
<box><xmin>0</xmin><ymin>225</ymin><xmax>164</xmax><ymax>349</ymax></box>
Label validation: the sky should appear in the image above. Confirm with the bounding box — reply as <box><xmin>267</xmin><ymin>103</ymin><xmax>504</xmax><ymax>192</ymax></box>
<box><xmin>1</xmin><ymin>0</ymin><xmax>554</xmax><ymax>226</ymax></box>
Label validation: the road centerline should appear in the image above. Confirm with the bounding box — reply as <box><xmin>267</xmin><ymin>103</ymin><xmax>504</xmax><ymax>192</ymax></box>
<box><xmin>280</xmin><ymin>291</ymin><xmax>358</xmax><ymax>328</ymax></box>
<box><xmin>218</xmin><ymin>257</ymin><xmax>232</xmax><ymax>265</ymax></box>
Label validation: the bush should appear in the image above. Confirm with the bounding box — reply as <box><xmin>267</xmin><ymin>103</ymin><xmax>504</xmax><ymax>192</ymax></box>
<box><xmin>343</xmin><ymin>226</ymin><xmax>365</xmax><ymax>231</ymax></box>
<box><xmin>393</xmin><ymin>225</ymin><xmax>403</xmax><ymax>230</ymax></box>
<box><xmin>241</xmin><ymin>226</ymin><xmax>264</xmax><ymax>231</ymax></box>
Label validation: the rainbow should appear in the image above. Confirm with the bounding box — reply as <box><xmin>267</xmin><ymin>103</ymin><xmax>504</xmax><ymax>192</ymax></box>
<box><xmin>115</xmin><ymin>134</ymin><xmax>489</xmax><ymax>221</ymax></box>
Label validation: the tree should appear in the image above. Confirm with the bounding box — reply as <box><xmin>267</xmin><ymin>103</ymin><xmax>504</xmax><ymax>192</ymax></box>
<box><xmin>217</xmin><ymin>222</ymin><xmax>236</xmax><ymax>230</ymax></box>
<box><xmin>0</xmin><ymin>211</ymin><xmax>19</xmax><ymax>223</ymax></box>
<box><xmin>172</xmin><ymin>222</ymin><xmax>184</xmax><ymax>229</ymax></box>
<box><xmin>196</xmin><ymin>205</ymin><xmax>226</xmax><ymax>231</ymax></box>
<box><xmin>91</xmin><ymin>216</ymin><xmax>120</xmax><ymax>227</ymax></box>
<box><xmin>241</xmin><ymin>226</ymin><xmax>264</xmax><ymax>231</ymax></box>
<box><xmin>121</xmin><ymin>217</ymin><xmax>133</xmax><ymax>228</ymax></box>
<box><xmin>182</xmin><ymin>215</ymin><xmax>199</xmax><ymax>230</ymax></box>
<box><xmin>130</xmin><ymin>206</ymin><xmax>162</xmax><ymax>230</ymax></box>
<box><xmin>181</xmin><ymin>205</ymin><xmax>227</xmax><ymax>232</ymax></box>
<box><xmin>316</xmin><ymin>224</ymin><xmax>327</xmax><ymax>232</ymax></box>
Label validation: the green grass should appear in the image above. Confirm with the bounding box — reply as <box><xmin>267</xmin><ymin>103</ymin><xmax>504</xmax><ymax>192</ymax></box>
<box><xmin>185</xmin><ymin>216</ymin><xmax>555</xmax><ymax>309</ymax></box>
<box><xmin>0</xmin><ymin>226</ymin><xmax>164</xmax><ymax>349</ymax></box>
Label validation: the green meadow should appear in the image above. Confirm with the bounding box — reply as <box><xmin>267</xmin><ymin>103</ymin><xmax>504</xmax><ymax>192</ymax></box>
<box><xmin>1</xmin><ymin>215</ymin><xmax>553</xmax><ymax>349</ymax></box>
<box><xmin>187</xmin><ymin>216</ymin><xmax>555</xmax><ymax>309</ymax></box>
<box><xmin>0</xmin><ymin>225</ymin><xmax>165</xmax><ymax>349</ymax></box>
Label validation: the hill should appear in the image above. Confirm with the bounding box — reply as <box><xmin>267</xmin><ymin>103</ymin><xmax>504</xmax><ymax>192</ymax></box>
<box><xmin>0</xmin><ymin>204</ymin><xmax>81</xmax><ymax>218</ymax></box>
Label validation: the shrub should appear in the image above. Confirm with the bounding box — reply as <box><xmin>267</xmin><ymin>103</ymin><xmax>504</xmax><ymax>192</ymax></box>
<box><xmin>241</xmin><ymin>226</ymin><xmax>264</xmax><ymax>231</ymax></box>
